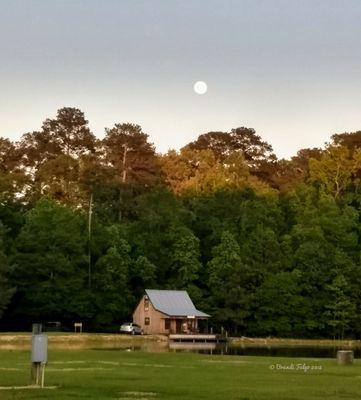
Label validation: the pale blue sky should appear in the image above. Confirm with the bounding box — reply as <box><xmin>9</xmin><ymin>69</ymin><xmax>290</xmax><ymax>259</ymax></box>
<box><xmin>1</xmin><ymin>0</ymin><xmax>361</xmax><ymax>158</ymax></box>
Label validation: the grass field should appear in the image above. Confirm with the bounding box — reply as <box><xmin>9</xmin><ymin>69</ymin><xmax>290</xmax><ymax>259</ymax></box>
<box><xmin>0</xmin><ymin>349</ymin><xmax>360</xmax><ymax>400</ymax></box>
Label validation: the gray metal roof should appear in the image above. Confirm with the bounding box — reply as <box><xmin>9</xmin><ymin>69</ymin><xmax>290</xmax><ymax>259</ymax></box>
<box><xmin>145</xmin><ymin>289</ymin><xmax>210</xmax><ymax>318</ymax></box>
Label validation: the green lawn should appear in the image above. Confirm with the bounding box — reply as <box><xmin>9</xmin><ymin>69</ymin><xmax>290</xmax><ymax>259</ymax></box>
<box><xmin>0</xmin><ymin>349</ymin><xmax>360</xmax><ymax>399</ymax></box>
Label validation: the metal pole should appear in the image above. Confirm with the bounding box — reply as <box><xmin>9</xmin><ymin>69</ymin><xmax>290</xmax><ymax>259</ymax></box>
<box><xmin>88</xmin><ymin>192</ymin><xmax>93</xmax><ymax>289</ymax></box>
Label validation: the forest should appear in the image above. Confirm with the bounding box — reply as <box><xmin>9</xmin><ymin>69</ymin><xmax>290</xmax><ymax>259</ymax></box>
<box><xmin>1</xmin><ymin>107</ymin><xmax>361</xmax><ymax>339</ymax></box>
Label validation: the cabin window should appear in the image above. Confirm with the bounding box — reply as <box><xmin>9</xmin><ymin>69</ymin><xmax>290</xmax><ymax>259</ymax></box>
<box><xmin>144</xmin><ymin>297</ymin><xmax>149</xmax><ymax>311</ymax></box>
<box><xmin>145</xmin><ymin>317</ymin><xmax>150</xmax><ymax>325</ymax></box>
<box><xmin>164</xmin><ymin>319</ymin><xmax>171</xmax><ymax>330</ymax></box>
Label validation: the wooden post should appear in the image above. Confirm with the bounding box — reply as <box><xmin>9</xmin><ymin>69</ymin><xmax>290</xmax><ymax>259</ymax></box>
<box><xmin>41</xmin><ymin>363</ymin><xmax>46</xmax><ymax>388</ymax></box>
<box><xmin>30</xmin><ymin>362</ymin><xmax>41</xmax><ymax>386</ymax></box>
<box><xmin>337</xmin><ymin>350</ymin><xmax>354</xmax><ymax>365</ymax></box>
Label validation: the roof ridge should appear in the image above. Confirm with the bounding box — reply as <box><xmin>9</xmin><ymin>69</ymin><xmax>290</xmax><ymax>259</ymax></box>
<box><xmin>145</xmin><ymin>289</ymin><xmax>188</xmax><ymax>292</ymax></box>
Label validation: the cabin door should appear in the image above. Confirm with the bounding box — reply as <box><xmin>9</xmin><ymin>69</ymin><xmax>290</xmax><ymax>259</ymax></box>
<box><xmin>176</xmin><ymin>320</ymin><xmax>182</xmax><ymax>333</ymax></box>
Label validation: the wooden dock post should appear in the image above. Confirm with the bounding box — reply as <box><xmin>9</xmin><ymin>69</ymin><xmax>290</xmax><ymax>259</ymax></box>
<box><xmin>169</xmin><ymin>333</ymin><xmax>228</xmax><ymax>343</ymax></box>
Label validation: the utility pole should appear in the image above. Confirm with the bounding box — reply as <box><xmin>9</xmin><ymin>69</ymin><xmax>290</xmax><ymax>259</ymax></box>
<box><xmin>88</xmin><ymin>192</ymin><xmax>93</xmax><ymax>289</ymax></box>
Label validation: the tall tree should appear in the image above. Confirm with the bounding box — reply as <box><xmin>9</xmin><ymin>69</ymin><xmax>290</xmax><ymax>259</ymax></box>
<box><xmin>36</xmin><ymin>154</ymin><xmax>81</xmax><ymax>204</ymax></box>
<box><xmin>284</xmin><ymin>189</ymin><xmax>359</xmax><ymax>335</ymax></box>
<box><xmin>185</xmin><ymin>127</ymin><xmax>277</xmax><ymax>177</ymax></box>
<box><xmin>309</xmin><ymin>145</ymin><xmax>361</xmax><ymax>198</ymax></box>
<box><xmin>41</xmin><ymin>107</ymin><xmax>97</xmax><ymax>157</ymax></box>
<box><xmin>269</xmin><ymin>148</ymin><xmax>323</xmax><ymax>191</ymax></box>
<box><xmin>92</xmin><ymin>230</ymin><xmax>133</xmax><ymax>326</ymax></box>
<box><xmin>324</xmin><ymin>272</ymin><xmax>356</xmax><ymax>340</ymax></box>
<box><xmin>207</xmin><ymin>231</ymin><xmax>251</xmax><ymax>333</ymax></box>
<box><xmin>331</xmin><ymin>131</ymin><xmax>361</xmax><ymax>153</ymax></box>
<box><xmin>19</xmin><ymin>108</ymin><xmax>96</xmax><ymax>166</ymax></box>
<box><xmin>12</xmin><ymin>199</ymin><xmax>89</xmax><ymax>324</ymax></box>
<box><xmin>129</xmin><ymin>187</ymin><xmax>192</xmax><ymax>285</ymax></box>
<box><xmin>161</xmin><ymin>148</ymin><xmax>270</xmax><ymax>195</ymax></box>
<box><xmin>18</xmin><ymin>108</ymin><xmax>97</xmax><ymax>205</ymax></box>
<box><xmin>0</xmin><ymin>222</ymin><xmax>15</xmax><ymax>319</ymax></box>
<box><xmin>169</xmin><ymin>228</ymin><xmax>201</xmax><ymax>289</ymax></box>
<box><xmin>130</xmin><ymin>256</ymin><xmax>156</xmax><ymax>300</ymax></box>
<box><xmin>0</xmin><ymin>138</ymin><xmax>27</xmax><ymax>203</ymax></box>
<box><xmin>255</xmin><ymin>270</ymin><xmax>308</xmax><ymax>337</ymax></box>
<box><xmin>103</xmin><ymin>123</ymin><xmax>159</xmax><ymax>186</ymax></box>
<box><xmin>103</xmin><ymin>123</ymin><xmax>160</xmax><ymax>220</ymax></box>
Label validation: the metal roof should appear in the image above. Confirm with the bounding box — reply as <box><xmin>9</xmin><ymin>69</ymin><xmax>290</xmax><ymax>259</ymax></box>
<box><xmin>145</xmin><ymin>289</ymin><xmax>210</xmax><ymax>318</ymax></box>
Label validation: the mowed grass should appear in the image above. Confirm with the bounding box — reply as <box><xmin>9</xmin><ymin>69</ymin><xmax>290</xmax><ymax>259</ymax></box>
<box><xmin>0</xmin><ymin>349</ymin><xmax>360</xmax><ymax>400</ymax></box>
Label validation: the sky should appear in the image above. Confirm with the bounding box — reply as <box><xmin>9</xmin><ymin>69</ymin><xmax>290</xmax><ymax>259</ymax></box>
<box><xmin>1</xmin><ymin>0</ymin><xmax>361</xmax><ymax>159</ymax></box>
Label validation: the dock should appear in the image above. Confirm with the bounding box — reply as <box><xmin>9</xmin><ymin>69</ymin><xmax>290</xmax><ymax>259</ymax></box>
<box><xmin>169</xmin><ymin>341</ymin><xmax>217</xmax><ymax>351</ymax></box>
<box><xmin>169</xmin><ymin>334</ymin><xmax>227</xmax><ymax>343</ymax></box>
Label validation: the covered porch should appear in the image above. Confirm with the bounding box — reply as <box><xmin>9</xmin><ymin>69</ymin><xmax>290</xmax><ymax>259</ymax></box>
<box><xmin>164</xmin><ymin>316</ymin><xmax>208</xmax><ymax>334</ymax></box>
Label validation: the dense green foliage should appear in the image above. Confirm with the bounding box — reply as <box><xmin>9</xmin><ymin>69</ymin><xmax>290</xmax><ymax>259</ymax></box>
<box><xmin>1</xmin><ymin>107</ymin><xmax>361</xmax><ymax>338</ymax></box>
<box><xmin>0</xmin><ymin>223</ymin><xmax>14</xmax><ymax>318</ymax></box>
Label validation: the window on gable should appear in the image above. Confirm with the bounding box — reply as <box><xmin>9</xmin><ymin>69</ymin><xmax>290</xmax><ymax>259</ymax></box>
<box><xmin>144</xmin><ymin>297</ymin><xmax>149</xmax><ymax>311</ymax></box>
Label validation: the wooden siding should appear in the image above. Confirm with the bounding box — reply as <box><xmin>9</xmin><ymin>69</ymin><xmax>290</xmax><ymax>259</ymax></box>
<box><xmin>132</xmin><ymin>294</ymin><xmax>206</xmax><ymax>335</ymax></box>
<box><xmin>133</xmin><ymin>295</ymin><xmax>170</xmax><ymax>335</ymax></box>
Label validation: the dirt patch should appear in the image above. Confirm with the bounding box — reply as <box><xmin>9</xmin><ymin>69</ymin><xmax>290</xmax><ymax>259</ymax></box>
<box><xmin>0</xmin><ymin>333</ymin><xmax>168</xmax><ymax>350</ymax></box>
<box><xmin>201</xmin><ymin>359</ymin><xmax>249</xmax><ymax>364</ymax></box>
<box><xmin>98</xmin><ymin>361</ymin><xmax>120</xmax><ymax>365</ymax></box>
<box><xmin>0</xmin><ymin>385</ymin><xmax>58</xmax><ymax>390</ymax></box>
<box><xmin>50</xmin><ymin>361</ymin><xmax>87</xmax><ymax>364</ymax></box>
<box><xmin>47</xmin><ymin>367</ymin><xmax>114</xmax><ymax>371</ymax></box>
<box><xmin>118</xmin><ymin>398</ymin><xmax>153</xmax><ymax>400</ymax></box>
<box><xmin>118</xmin><ymin>392</ymin><xmax>158</xmax><ymax>399</ymax></box>
<box><xmin>0</xmin><ymin>367</ymin><xmax>22</xmax><ymax>371</ymax></box>
<box><xmin>122</xmin><ymin>362</ymin><xmax>171</xmax><ymax>368</ymax></box>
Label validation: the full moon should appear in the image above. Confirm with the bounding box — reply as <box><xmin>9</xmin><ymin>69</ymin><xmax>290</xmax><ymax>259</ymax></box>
<box><xmin>193</xmin><ymin>81</ymin><xmax>208</xmax><ymax>95</ymax></box>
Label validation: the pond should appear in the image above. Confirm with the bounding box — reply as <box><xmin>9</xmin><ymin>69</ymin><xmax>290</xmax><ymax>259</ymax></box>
<box><xmin>93</xmin><ymin>341</ymin><xmax>361</xmax><ymax>358</ymax></box>
<box><xmin>2</xmin><ymin>333</ymin><xmax>359</xmax><ymax>358</ymax></box>
<box><xmin>196</xmin><ymin>344</ymin><xmax>361</xmax><ymax>358</ymax></box>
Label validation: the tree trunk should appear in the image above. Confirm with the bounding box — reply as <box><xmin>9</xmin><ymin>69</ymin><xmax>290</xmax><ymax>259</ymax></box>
<box><xmin>119</xmin><ymin>144</ymin><xmax>128</xmax><ymax>221</ymax></box>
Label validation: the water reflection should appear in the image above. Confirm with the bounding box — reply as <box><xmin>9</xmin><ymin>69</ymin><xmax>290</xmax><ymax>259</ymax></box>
<box><xmin>197</xmin><ymin>344</ymin><xmax>361</xmax><ymax>358</ymax></box>
<box><xmin>92</xmin><ymin>341</ymin><xmax>361</xmax><ymax>358</ymax></box>
<box><xmin>3</xmin><ymin>336</ymin><xmax>359</xmax><ymax>358</ymax></box>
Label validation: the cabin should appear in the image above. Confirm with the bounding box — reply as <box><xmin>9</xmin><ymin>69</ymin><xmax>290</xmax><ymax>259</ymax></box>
<box><xmin>133</xmin><ymin>289</ymin><xmax>210</xmax><ymax>335</ymax></box>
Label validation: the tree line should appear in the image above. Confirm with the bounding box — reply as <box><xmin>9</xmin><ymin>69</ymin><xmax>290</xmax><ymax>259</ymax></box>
<box><xmin>1</xmin><ymin>107</ymin><xmax>361</xmax><ymax>338</ymax></box>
